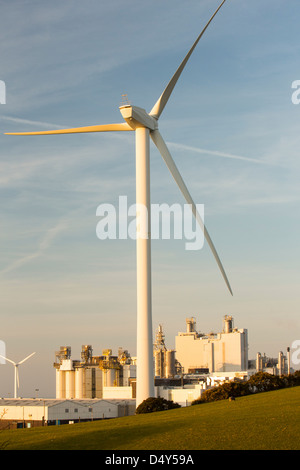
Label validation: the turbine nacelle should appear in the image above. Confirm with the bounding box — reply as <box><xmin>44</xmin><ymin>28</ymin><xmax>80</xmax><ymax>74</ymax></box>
<box><xmin>119</xmin><ymin>105</ymin><xmax>158</xmax><ymax>131</ymax></box>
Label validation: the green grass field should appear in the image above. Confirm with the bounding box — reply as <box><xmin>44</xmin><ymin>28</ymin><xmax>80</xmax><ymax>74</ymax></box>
<box><xmin>1</xmin><ymin>386</ymin><xmax>299</xmax><ymax>450</ymax></box>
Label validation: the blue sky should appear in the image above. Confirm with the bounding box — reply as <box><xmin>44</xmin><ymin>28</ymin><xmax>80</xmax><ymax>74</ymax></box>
<box><xmin>0</xmin><ymin>0</ymin><xmax>300</xmax><ymax>397</ymax></box>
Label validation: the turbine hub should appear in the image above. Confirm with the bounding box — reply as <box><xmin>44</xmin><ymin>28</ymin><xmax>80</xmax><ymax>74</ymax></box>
<box><xmin>119</xmin><ymin>105</ymin><xmax>158</xmax><ymax>131</ymax></box>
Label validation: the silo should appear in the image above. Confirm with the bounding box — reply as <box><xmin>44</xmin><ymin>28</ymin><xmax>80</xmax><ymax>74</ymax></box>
<box><xmin>56</xmin><ymin>369</ymin><xmax>65</xmax><ymax>399</ymax></box>
<box><xmin>256</xmin><ymin>352</ymin><xmax>262</xmax><ymax>372</ymax></box>
<box><xmin>278</xmin><ymin>351</ymin><xmax>283</xmax><ymax>376</ymax></box>
<box><xmin>165</xmin><ymin>350</ymin><xmax>176</xmax><ymax>378</ymax></box>
<box><xmin>104</xmin><ymin>368</ymin><xmax>116</xmax><ymax>387</ymax></box>
<box><xmin>75</xmin><ymin>367</ymin><xmax>84</xmax><ymax>399</ymax></box>
<box><xmin>287</xmin><ymin>347</ymin><xmax>291</xmax><ymax>375</ymax></box>
<box><xmin>65</xmin><ymin>370</ymin><xmax>75</xmax><ymax>399</ymax></box>
<box><xmin>154</xmin><ymin>349</ymin><xmax>164</xmax><ymax>377</ymax></box>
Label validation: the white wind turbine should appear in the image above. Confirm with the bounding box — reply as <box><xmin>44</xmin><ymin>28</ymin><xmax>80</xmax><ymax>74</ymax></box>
<box><xmin>6</xmin><ymin>0</ymin><xmax>232</xmax><ymax>406</ymax></box>
<box><xmin>0</xmin><ymin>352</ymin><xmax>36</xmax><ymax>398</ymax></box>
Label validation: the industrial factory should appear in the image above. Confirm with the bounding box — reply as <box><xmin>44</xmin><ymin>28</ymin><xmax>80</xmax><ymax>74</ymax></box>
<box><xmin>0</xmin><ymin>314</ymin><xmax>292</xmax><ymax>428</ymax></box>
<box><xmin>52</xmin><ymin>314</ymin><xmax>290</xmax><ymax>403</ymax></box>
<box><xmin>54</xmin><ymin>345</ymin><xmax>136</xmax><ymax>400</ymax></box>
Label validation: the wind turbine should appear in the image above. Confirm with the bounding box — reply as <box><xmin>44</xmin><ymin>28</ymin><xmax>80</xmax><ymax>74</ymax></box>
<box><xmin>0</xmin><ymin>352</ymin><xmax>36</xmax><ymax>398</ymax></box>
<box><xmin>5</xmin><ymin>0</ymin><xmax>232</xmax><ymax>406</ymax></box>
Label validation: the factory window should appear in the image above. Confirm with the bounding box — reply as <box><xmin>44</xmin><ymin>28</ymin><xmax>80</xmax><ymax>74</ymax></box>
<box><xmin>65</xmin><ymin>409</ymin><xmax>69</xmax><ymax>413</ymax></box>
<box><xmin>74</xmin><ymin>408</ymin><xmax>78</xmax><ymax>413</ymax></box>
<box><xmin>88</xmin><ymin>408</ymin><xmax>93</xmax><ymax>412</ymax></box>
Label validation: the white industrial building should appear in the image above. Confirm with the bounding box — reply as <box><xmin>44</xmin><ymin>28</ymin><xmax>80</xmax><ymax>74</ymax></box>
<box><xmin>52</xmin><ymin>316</ymin><xmax>249</xmax><ymax>406</ymax></box>
<box><xmin>0</xmin><ymin>398</ymin><xmax>136</xmax><ymax>429</ymax></box>
<box><xmin>54</xmin><ymin>327</ymin><xmax>177</xmax><ymax>401</ymax></box>
<box><xmin>54</xmin><ymin>346</ymin><xmax>137</xmax><ymax>400</ymax></box>
<box><xmin>0</xmin><ymin>314</ymin><xmax>291</xmax><ymax>429</ymax></box>
<box><xmin>49</xmin><ymin>314</ymin><xmax>290</xmax><ymax>412</ymax></box>
<box><xmin>175</xmin><ymin>316</ymin><xmax>248</xmax><ymax>374</ymax></box>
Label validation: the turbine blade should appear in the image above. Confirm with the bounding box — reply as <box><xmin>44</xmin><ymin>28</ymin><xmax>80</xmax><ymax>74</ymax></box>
<box><xmin>150</xmin><ymin>0</ymin><xmax>227</xmax><ymax>119</ymax></box>
<box><xmin>150</xmin><ymin>129</ymin><xmax>233</xmax><ymax>295</ymax></box>
<box><xmin>18</xmin><ymin>352</ymin><xmax>36</xmax><ymax>365</ymax></box>
<box><xmin>0</xmin><ymin>355</ymin><xmax>16</xmax><ymax>365</ymax></box>
<box><xmin>5</xmin><ymin>123</ymin><xmax>133</xmax><ymax>136</ymax></box>
<box><xmin>16</xmin><ymin>368</ymin><xmax>20</xmax><ymax>388</ymax></box>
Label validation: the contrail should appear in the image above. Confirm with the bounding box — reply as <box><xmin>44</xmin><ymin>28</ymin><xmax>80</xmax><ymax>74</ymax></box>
<box><xmin>167</xmin><ymin>142</ymin><xmax>275</xmax><ymax>166</ymax></box>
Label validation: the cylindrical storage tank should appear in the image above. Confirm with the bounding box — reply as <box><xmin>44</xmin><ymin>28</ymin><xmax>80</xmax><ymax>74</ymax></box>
<box><xmin>278</xmin><ymin>351</ymin><xmax>283</xmax><ymax>376</ymax></box>
<box><xmin>256</xmin><ymin>352</ymin><xmax>262</xmax><ymax>372</ymax></box>
<box><xmin>104</xmin><ymin>368</ymin><xmax>116</xmax><ymax>387</ymax></box>
<box><xmin>75</xmin><ymin>368</ymin><xmax>84</xmax><ymax>399</ymax></box>
<box><xmin>154</xmin><ymin>350</ymin><xmax>164</xmax><ymax>377</ymax></box>
<box><xmin>56</xmin><ymin>369</ymin><xmax>66</xmax><ymax>399</ymax></box>
<box><xmin>287</xmin><ymin>347</ymin><xmax>291</xmax><ymax>375</ymax></box>
<box><xmin>65</xmin><ymin>370</ymin><xmax>75</xmax><ymax>399</ymax></box>
<box><xmin>165</xmin><ymin>350</ymin><xmax>176</xmax><ymax>378</ymax></box>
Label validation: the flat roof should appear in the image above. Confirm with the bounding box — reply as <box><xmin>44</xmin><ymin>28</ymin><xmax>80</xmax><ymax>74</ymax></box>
<box><xmin>0</xmin><ymin>398</ymin><xmax>135</xmax><ymax>407</ymax></box>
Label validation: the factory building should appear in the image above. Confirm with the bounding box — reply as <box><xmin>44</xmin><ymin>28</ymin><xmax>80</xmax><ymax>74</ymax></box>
<box><xmin>53</xmin><ymin>316</ymin><xmax>248</xmax><ymax>402</ymax></box>
<box><xmin>52</xmin><ymin>314</ymin><xmax>290</xmax><ymax>409</ymax></box>
<box><xmin>0</xmin><ymin>398</ymin><xmax>136</xmax><ymax>429</ymax></box>
<box><xmin>175</xmin><ymin>316</ymin><xmax>248</xmax><ymax>374</ymax></box>
<box><xmin>54</xmin><ymin>346</ymin><xmax>136</xmax><ymax>400</ymax></box>
<box><xmin>54</xmin><ymin>326</ymin><xmax>177</xmax><ymax>401</ymax></box>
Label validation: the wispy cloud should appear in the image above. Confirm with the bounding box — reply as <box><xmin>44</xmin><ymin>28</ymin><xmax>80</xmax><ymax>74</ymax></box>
<box><xmin>0</xmin><ymin>220</ymin><xmax>67</xmax><ymax>275</ymax></box>
<box><xmin>1</xmin><ymin>115</ymin><xmax>66</xmax><ymax>129</ymax></box>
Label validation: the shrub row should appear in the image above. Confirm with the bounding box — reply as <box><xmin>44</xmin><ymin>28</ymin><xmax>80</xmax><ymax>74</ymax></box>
<box><xmin>191</xmin><ymin>370</ymin><xmax>300</xmax><ymax>405</ymax></box>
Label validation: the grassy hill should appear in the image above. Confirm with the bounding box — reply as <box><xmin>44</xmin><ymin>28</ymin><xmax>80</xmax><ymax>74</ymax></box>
<box><xmin>1</xmin><ymin>386</ymin><xmax>299</xmax><ymax>450</ymax></box>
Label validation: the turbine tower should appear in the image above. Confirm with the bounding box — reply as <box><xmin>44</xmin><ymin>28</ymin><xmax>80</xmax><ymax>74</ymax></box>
<box><xmin>5</xmin><ymin>0</ymin><xmax>232</xmax><ymax>406</ymax></box>
<box><xmin>0</xmin><ymin>353</ymin><xmax>36</xmax><ymax>398</ymax></box>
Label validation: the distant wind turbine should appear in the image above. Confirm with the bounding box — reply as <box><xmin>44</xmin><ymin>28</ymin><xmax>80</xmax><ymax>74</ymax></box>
<box><xmin>5</xmin><ymin>0</ymin><xmax>231</xmax><ymax>406</ymax></box>
<box><xmin>0</xmin><ymin>352</ymin><xmax>36</xmax><ymax>398</ymax></box>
